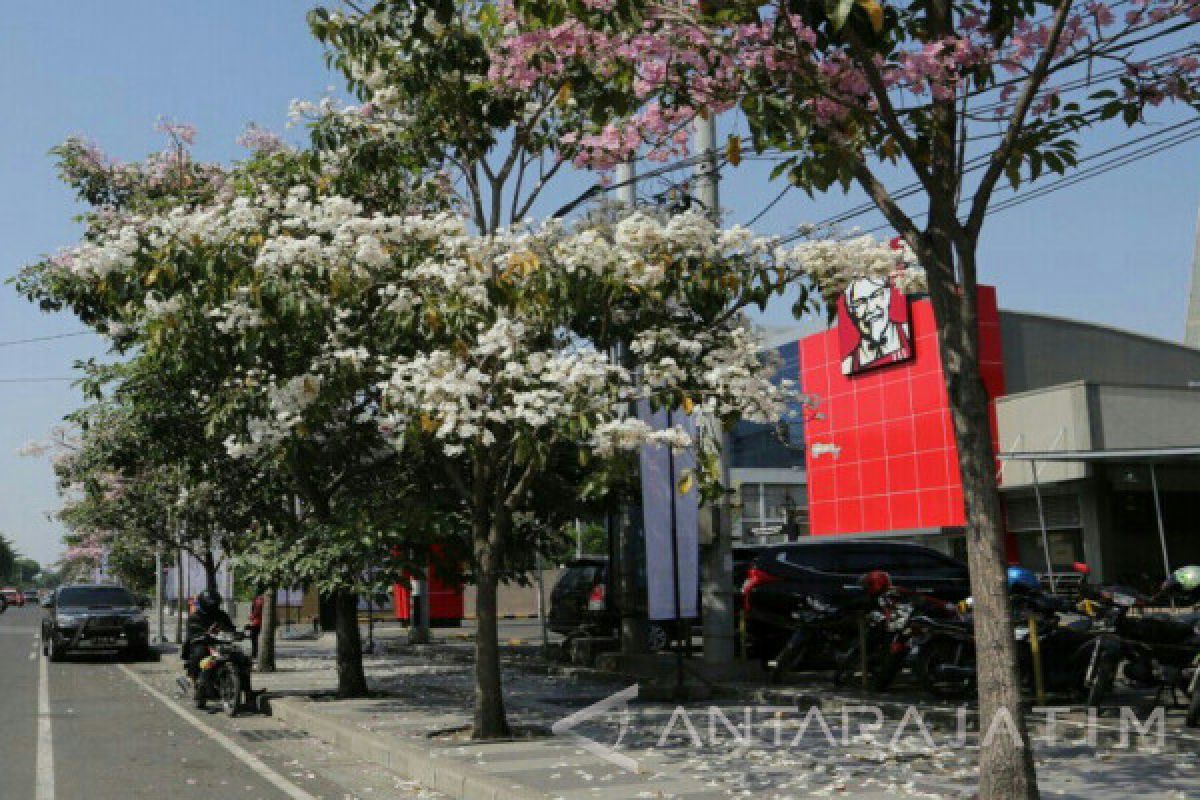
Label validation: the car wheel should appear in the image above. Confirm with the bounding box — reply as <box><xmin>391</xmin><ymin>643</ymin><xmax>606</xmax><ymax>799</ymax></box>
<box><xmin>47</xmin><ymin>635</ymin><xmax>64</xmax><ymax>663</ymax></box>
<box><xmin>647</xmin><ymin>623</ymin><xmax>670</xmax><ymax>653</ymax></box>
<box><xmin>123</xmin><ymin>645</ymin><xmax>151</xmax><ymax>663</ymax></box>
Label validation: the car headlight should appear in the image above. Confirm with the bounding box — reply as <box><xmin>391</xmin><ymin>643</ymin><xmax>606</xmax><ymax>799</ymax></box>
<box><xmin>125</xmin><ymin>612</ymin><xmax>147</xmax><ymax>624</ymax></box>
<box><xmin>55</xmin><ymin>614</ymin><xmax>85</xmax><ymax>626</ymax></box>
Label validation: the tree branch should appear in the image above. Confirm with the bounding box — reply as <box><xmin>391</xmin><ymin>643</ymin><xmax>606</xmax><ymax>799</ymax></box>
<box><xmin>965</xmin><ymin>0</ymin><xmax>1076</xmax><ymax>239</ymax></box>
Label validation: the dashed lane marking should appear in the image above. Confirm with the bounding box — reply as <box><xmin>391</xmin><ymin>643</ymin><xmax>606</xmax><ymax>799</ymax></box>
<box><xmin>36</xmin><ymin>646</ymin><xmax>54</xmax><ymax>800</ymax></box>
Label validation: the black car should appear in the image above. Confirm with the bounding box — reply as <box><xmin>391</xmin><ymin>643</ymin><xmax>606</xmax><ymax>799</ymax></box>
<box><xmin>743</xmin><ymin>540</ymin><xmax>971</xmax><ymax>662</ymax></box>
<box><xmin>41</xmin><ymin>584</ymin><xmax>152</xmax><ymax>661</ymax></box>
<box><xmin>548</xmin><ymin>546</ymin><xmax>764</xmax><ymax>652</ymax></box>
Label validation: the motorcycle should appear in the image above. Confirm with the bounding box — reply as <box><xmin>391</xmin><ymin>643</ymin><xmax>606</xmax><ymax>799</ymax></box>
<box><xmin>839</xmin><ymin>581</ymin><xmax>960</xmax><ymax>692</ymax></box>
<box><xmin>770</xmin><ymin>594</ymin><xmax>863</xmax><ymax>683</ymax></box>
<box><xmin>179</xmin><ymin>625</ymin><xmax>254</xmax><ymax>717</ymax></box>
<box><xmin>913</xmin><ymin>590</ymin><xmax>1121</xmax><ymax>707</ymax></box>
<box><xmin>1081</xmin><ymin>584</ymin><xmax>1200</xmax><ymax>726</ymax></box>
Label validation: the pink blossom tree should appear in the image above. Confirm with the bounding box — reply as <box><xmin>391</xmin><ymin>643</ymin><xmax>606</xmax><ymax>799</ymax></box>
<box><xmin>493</xmin><ymin>0</ymin><xmax>1199</xmax><ymax>794</ymax></box>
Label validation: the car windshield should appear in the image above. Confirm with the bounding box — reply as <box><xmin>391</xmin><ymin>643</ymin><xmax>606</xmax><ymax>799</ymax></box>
<box><xmin>56</xmin><ymin>588</ymin><xmax>136</xmax><ymax>607</ymax></box>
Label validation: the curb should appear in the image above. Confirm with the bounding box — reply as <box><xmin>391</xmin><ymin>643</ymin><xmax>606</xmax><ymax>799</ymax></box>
<box><xmin>270</xmin><ymin>696</ymin><xmax>548</xmax><ymax>800</ymax></box>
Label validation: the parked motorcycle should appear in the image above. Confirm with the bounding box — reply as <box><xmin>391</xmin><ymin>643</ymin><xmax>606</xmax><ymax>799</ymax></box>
<box><xmin>913</xmin><ymin>568</ymin><xmax>1120</xmax><ymax>707</ymax></box>
<box><xmin>833</xmin><ymin>571</ymin><xmax>962</xmax><ymax>692</ymax></box>
<box><xmin>770</xmin><ymin>593</ymin><xmax>864</xmax><ymax>683</ymax></box>
<box><xmin>180</xmin><ymin>626</ymin><xmax>254</xmax><ymax>716</ymax></box>
<box><xmin>1081</xmin><ymin>582</ymin><xmax>1200</xmax><ymax>726</ymax></box>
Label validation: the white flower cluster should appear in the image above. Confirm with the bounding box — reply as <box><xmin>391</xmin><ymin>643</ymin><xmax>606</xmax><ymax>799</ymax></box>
<box><xmin>630</xmin><ymin>324</ymin><xmax>792</xmax><ymax>422</ymax></box>
<box><xmin>79</xmin><ymin>186</ymin><xmax>815</xmax><ymax>477</ymax></box>
<box><xmin>794</xmin><ymin>234</ymin><xmax>927</xmax><ymax>296</ymax></box>
<box><xmin>381</xmin><ymin>317</ymin><xmax>626</xmax><ymax>457</ymax></box>
<box><xmin>589</xmin><ymin>418</ymin><xmax>695</xmax><ymax>457</ymax></box>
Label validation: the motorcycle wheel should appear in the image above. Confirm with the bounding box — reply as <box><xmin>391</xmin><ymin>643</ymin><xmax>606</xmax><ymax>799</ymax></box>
<box><xmin>771</xmin><ymin>640</ymin><xmax>802</xmax><ymax>685</ymax></box>
<box><xmin>1187</xmin><ymin>670</ymin><xmax>1200</xmax><ymax>728</ymax></box>
<box><xmin>916</xmin><ymin>637</ymin><xmax>976</xmax><ymax>699</ymax></box>
<box><xmin>1085</xmin><ymin>657</ymin><xmax>1116</xmax><ymax>709</ymax></box>
<box><xmin>870</xmin><ymin>652</ymin><xmax>904</xmax><ymax>692</ymax></box>
<box><xmin>218</xmin><ymin>666</ymin><xmax>242</xmax><ymax>717</ymax></box>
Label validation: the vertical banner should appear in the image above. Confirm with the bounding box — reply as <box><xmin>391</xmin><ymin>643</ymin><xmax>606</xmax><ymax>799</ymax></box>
<box><xmin>638</xmin><ymin>401</ymin><xmax>700</xmax><ymax>621</ymax></box>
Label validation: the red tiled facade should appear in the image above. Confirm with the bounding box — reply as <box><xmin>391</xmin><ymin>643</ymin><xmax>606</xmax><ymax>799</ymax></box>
<box><xmin>801</xmin><ymin>287</ymin><xmax>1005</xmax><ymax>536</ymax></box>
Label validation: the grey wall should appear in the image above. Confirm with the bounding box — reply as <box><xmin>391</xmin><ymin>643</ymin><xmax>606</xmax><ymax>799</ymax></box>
<box><xmin>996</xmin><ymin>382</ymin><xmax>1092</xmax><ymax>486</ymax></box>
<box><xmin>1089</xmin><ymin>384</ymin><xmax>1200</xmax><ymax>449</ymax></box>
<box><xmin>1001</xmin><ymin>311</ymin><xmax>1200</xmax><ymax>394</ymax></box>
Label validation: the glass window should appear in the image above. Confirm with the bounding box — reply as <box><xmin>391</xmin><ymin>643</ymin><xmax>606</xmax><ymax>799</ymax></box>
<box><xmin>763</xmin><ymin>484</ymin><xmax>807</xmax><ymax>521</ymax></box>
<box><xmin>779</xmin><ymin>545</ymin><xmax>844</xmax><ymax>573</ymax></box>
<box><xmin>56</xmin><ymin>587</ymin><xmax>136</xmax><ymax>607</ymax></box>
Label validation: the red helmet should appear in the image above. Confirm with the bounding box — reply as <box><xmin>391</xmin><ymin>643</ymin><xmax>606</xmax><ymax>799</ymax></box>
<box><xmin>860</xmin><ymin>570</ymin><xmax>892</xmax><ymax>597</ymax></box>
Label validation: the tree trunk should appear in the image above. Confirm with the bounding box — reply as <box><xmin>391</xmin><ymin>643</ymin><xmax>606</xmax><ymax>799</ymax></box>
<box><xmin>257</xmin><ymin>588</ymin><xmax>278</xmax><ymax>673</ymax></box>
<box><xmin>472</xmin><ymin>516</ymin><xmax>511</xmax><ymax>739</ymax></box>
<box><xmin>929</xmin><ymin>279</ymin><xmax>1040</xmax><ymax>799</ymax></box>
<box><xmin>333</xmin><ymin>588</ymin><xmax>369</xmax><ymax>698</ymax></box>
<box><xmin>202</xmin><ymin>550</ymin><xmax>219</xmax><ymax>595</ymax></box>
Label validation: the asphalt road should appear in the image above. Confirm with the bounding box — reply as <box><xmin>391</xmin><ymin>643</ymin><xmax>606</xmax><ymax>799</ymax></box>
<box><xmin>0</xmin><ymin>604</ymin><xmax>437</xmax><ymax>800</ymax></box>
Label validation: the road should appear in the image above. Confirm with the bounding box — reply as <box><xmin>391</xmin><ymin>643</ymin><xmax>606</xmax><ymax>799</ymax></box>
<box><xmin>0</xmin><ymin>604</ymin><xmax>437</xmax><ymax>800</ymax></box>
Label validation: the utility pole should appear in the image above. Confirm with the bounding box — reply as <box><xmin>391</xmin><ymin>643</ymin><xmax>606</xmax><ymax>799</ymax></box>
<box><xmin>1186</xmin><ymin>205</ymin><xmax>1200</xmax><ymax>348</ymax></box>
<box><xmin>155</xmin><ymin>542</ymin><xmax>165</xmax><ymax>644</ymax></box>
<box><xmin>615</xmin><ymin>158</ymin><xmax>649</xmax><ymax>656</ymax></box>
<box><xmin>694</xmin><ymin>115</ymin><xmax>736</xmax><ymax>668</ymax></box>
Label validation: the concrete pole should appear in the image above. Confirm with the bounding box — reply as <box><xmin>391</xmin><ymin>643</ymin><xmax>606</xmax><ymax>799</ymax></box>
<box><xmin>174</xmin><ymin>541</ymin><xmax>185</xmax><ymax>644</ymax></box>
<box><xmin>615</xmin><ymin>158</ymin><xmax>650</xmax><ymax>656</ymax></box>
<box><xmin>694</xmin><ymin>115</ymin><xmax>719</xmax><ymax>220</ymax></box>
<box><xmin>1185</xmin><ymin>207</ymin><xmax>1200</xmax><ymax>348</ymax></box>
<box><xmin>1030</xmin><ymin>460</ymin><xmax>1058</xmax><ymax>594</ymax></box>
<box><xmin>1150</xmin><ymin>464</ymin><xmax>1173</xmax><ymax>593</ymax></box>
<box><xmin>155</xmin><ymin>544</ymin><xmax>165</xmax><ymax>644</ymax></box>
<box><xmin>616</xmin><ymin>160</ymin><xmax>636</xmax><ymax>208</ymax></box>
<box><xmin>694</xmin><ymin>114</ymin><xmax>735</xmax><ymax>667</ymax></box>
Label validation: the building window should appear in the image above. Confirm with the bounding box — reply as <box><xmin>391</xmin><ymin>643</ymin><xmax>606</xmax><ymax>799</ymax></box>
<box><xmin>738</xmin><ymin>482</ymin><xmax>809</xmax><ymax>542</ymax></box>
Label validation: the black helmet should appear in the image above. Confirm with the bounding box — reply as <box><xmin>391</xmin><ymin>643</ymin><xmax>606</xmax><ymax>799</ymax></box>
<box><xmin>196</xmin><ymin>589</ymin><xmax>221</xmax><ymax>613</ymax></box>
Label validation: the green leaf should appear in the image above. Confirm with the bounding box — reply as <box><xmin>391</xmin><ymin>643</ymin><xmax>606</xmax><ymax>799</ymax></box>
<box><xmin>827</xmin><ymin>0</ymin><xmax>856</xmax><ymax>29</ymax></box>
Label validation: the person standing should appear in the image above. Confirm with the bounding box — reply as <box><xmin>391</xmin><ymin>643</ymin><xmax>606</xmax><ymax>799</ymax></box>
<box><xmin>248</xmin><ymin>591</ymin><xmax>265</xmax><ymax>661</ymax></box>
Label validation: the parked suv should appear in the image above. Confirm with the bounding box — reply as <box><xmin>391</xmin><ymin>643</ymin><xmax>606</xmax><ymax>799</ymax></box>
<box><xmin>742</xmin><ymin>540</ymin><xmax>971</xmax><ymax>663</ymax></box>
<box><xmin>549</xmin><ymin>546</ymin><xmax>764</xmax><ymax>652</ymax></box>
<box><xmin>41</xmin><ymin>584</ymin><xmax>151</xmax><ymax>662</ymax></box>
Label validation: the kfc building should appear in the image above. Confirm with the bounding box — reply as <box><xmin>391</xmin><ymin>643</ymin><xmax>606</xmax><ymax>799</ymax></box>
<box><xmin>735</xmin><ymin>279</ymin><xmax>1200</xmax><ymax>586</ymax></box>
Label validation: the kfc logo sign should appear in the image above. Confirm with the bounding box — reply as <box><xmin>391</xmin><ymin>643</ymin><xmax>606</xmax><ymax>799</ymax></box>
<box><xmin>838</xmin><ymin>276</ymin><xmax>914</xmax><ymax>375</ymax></box>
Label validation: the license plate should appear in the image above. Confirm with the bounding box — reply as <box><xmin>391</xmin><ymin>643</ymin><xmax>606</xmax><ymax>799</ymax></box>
<box><xmin>85</xmin><ymin>637</ymin><xmax>120</xmax><ymax>646</ymax></box>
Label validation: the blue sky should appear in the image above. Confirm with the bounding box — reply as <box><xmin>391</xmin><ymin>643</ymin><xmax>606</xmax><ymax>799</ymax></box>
<box><xmin>1</xmin><ymin>3</ymin><xmax>1198</xmax><ymax>566</ymax></box>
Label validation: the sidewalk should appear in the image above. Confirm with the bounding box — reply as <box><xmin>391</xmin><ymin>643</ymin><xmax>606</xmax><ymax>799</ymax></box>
<box><xmin>135</xmin><ymin>636</ymin><xmax>1200</xmax><ymax>799</ymax></box>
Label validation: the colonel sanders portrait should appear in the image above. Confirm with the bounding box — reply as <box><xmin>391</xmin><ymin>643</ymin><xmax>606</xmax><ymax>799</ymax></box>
<box><xmin>838</xmin><ymin>276</ymin><xmax>913</xmax><ymax>375</ymax></box>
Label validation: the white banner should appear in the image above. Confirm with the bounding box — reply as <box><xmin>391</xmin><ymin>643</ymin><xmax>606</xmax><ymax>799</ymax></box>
<box><xmin>639</xmin><ymin>402</ymin><xmax>700</xmax><ymax>621</ymax></box>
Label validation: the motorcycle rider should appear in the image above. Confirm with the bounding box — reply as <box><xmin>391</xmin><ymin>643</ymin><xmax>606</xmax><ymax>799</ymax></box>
<box><xmin>182</xmin><ymin>589</ymin><xmax>235</xmax><ymax>682</ymax></box>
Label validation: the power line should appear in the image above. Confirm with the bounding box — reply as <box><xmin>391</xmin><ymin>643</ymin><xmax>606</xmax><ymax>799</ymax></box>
<box><xmin>785</xmin><ymin>115</ymin><xmax>1200</xmax><ymax>242</ymax></box>
<box><xmin>0</xmin><ymin>331</ymin><xmax>91</xmax><ymax>347</ymax></box>
<box><xmin>0</xmin><ymin>377</ymin><xmax>76</xmax><ymax>384</ymax></box>
<box><xmin>849</xmin><ymin>118</ymin><xmax>1200</xmax><ymax>236</ymax></box>
<box><xmin>744</xmin><ymin>183</ymin><xmax>795</xmax><ymax>226</ymax></box>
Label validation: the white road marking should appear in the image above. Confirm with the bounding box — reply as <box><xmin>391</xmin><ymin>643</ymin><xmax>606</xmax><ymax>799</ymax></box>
<box><xmin>116</xmin><ymin>664</ymin><xmax>316</xmax><ymax>800</ymax></box>
<box><xmin>36</xmin><ymin>647</ymin><xmax>54</xmax><ymax>800</ymax></box>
